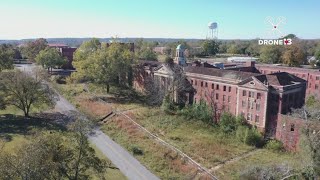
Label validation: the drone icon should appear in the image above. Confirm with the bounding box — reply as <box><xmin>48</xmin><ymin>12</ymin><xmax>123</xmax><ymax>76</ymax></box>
<box><xmin>265</xmin><ymin>16</ymin><xmax>286</xmax><ymax>38</ymax></box>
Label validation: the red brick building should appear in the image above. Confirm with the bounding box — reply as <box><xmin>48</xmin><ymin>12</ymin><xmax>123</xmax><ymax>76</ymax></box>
<box><xmin>133</xmin><ymin>45</ymin><xmax>309</xmax><ymax>150</ymax></box>
<box><xmin>48</xmin><ymin>43</ymin><xmax>77</xmax><ymax>69</ymax></box>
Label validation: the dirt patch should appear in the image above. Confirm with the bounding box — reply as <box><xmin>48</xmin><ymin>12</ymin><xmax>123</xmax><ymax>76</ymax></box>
<box><xmin>79</xmin><ymin>98</ymin><xmax>113</xmax><ymax>119</ymax></box>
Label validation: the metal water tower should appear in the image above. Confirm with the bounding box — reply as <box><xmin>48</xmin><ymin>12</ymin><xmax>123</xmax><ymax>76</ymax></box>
<box><xmin>207</xmin><ymin>22</ymin><xmax>218</xmax><ymax>39</ymax></box>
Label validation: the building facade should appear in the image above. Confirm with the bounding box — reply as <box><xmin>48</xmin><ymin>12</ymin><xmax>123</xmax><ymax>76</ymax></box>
<box><xmin>48</xmin><ymin>43</ymin><xmax>77</xmax><ymax>69</ymax></box>
<box><xmin>133</xmin><ymin>44</ymin><xmax>308</xmax><ymax>150</ymax></box>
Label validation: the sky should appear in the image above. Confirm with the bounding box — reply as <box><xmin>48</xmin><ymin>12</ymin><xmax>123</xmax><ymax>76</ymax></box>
<box><xmin>0</xmin><ymin>0</ymin><xmax>319</xmax><ymax>40</ymax></box>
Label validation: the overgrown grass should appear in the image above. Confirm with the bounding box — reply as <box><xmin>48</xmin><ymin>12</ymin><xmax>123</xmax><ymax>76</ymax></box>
<box><xmin>52</xmin><ymin>81</ymin><xmax>300</xmax><ymax>179</ymax></box>
<box><xmin>216</xmin><ymin>149</ymin><xmax>304</xmax><ymax>180</ymax></box>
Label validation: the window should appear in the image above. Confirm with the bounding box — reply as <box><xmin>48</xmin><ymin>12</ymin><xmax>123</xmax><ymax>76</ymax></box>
<box><xmin>247</xmin><ymin>113</ymin><xmax>251</xmax><ymax>121</ymax></box>
<box><xmin>216</xmin><ymin>93</ymin><xmax>219</xmax><ymax>100</ymax></box>
<box><xmin>223</xmin><ymin>95</ymin><xmax>226</xmax><ymax>102</ymax></box>
<box><xmin>257</xmin><ymin>93</ymin><xmax>261</xmax><ymax>99</ymax></box>
<box><xmin>256</xmin><ymin>103</ymin><xmax>260</xmax><ymax>111</ymax></box>
<box><xmin>249</xmin><ymin>91</ymin><xmax>254</xmax><ymax>98</ymax></box>
<box><xmin>194</xmin><ymin>98</ymin><xmax>197</xmax><ymax>104</ymax></box>
<box><xmin>216</xmin><ymin>84</ymin><xmax>219</xmax><ymax>90</ymax></box>
<box><xmin>228</xmin><ymin>96</ymin><xmax>231</xmax><ymax>103</ymax></box>
<box><xmin>316</xmin><ymin>85</ymin><xmax>319</xmax><ymax>90</ymax></box>
<box><xmin>195</xmin><ymin>80</ymin><xmax>197</xmax><ymax>86</ymax></box>
<box><xmin>191</xmin><ymin>80</ymin><xmax>193</xmax><ymax>85</ymax></box>
<box><xmin>290</xmin><ymin>124</ymin><xmax>295</xmax><ymax>131</ymax></box>
<box><xmin>255</xmin><ymin>115</ymin><xmax>259</xmax><ymax>123</ymax></box>
<box><xmin>250</xmin><ymin>101</ymin><xmax>254</xmax><ymax>109</ymax></box>
<box><xmin>228</xmin><ymin>86</ymin><xmax>231</xmax><ymax>92</ymax></box>
<box><xmin>211</xmin><ymin>83</ymin><xmax>214</xmax><ymax>89</ymax></box>
<box><xmin>223</xmin><ymin>86</ymin><xmax>226</xmax><ymax>91</ymax></box>
<box><xmin>201</xmin><ymin>81</ymin><xmax>203</xmax><ymax>87</ymax></box>
<box><xmin>241</xmin><ymin>112</ymin><xmax>245</xmax><ymax>117</ymax></box>
<box><xmin>317</xmin><ymin>76</ymin><xmax>320</xmax><ymax>80</ymax></box>
<box><xmin>205</xmin><ymin>82</ymin><xmax>208</xmax><ymax>87</ymax></box>
<box><xmin>243</xmin><ymin>90</ymin><xmax>246</xmax><ymax>96</ymax></box>
<box><xmin>242</xmin><ymin>100</ymin><xmax>246</xmax><ymax>107</ymax></box>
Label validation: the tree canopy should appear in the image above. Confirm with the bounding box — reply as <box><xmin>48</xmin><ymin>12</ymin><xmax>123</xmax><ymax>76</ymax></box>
<box><xmin>282</xmin><ymin>44</ymin><xmax>306</xmax><ymax>67</ymax></box>
<box><xmin>259</xmin><ymin>45</ymin><xmax>283</xmax><ymax>64</ymax></box>
<box><xmin>21</xmin><ymin>38</ymin><xmax>48</xmax><ymax>60</ymax></box>
<box><xmin>72</xmin><ymin>39</ymin><xmax>133</xmax><ymax>92</ymax></box>
<box><xmin>0</xmin><ymin>44</ymin><xmax>14</xmax><ymax>72</ymax></box>
<box><xmin>35</xmin><ymin>47</ymin><xmax>67</xmax><ymax>72</ymax></box>
<box><xmin>202</xmin><ymin>40</ymin><xmax>219</xmax><ymax>56</ymax></box>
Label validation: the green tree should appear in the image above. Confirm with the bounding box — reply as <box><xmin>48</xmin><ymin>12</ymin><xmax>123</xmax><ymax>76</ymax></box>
<box><xmin>21</xmin><ymin>38</ymin><xmax>48</xmax><ymax>60</ymax></box>
<box><xmin>227</xmin><ymin>44</ymin><xmax>240</xmax><ymax>55</ymax></box>
<box><xmin>35</xmin><ymin>47</ymin><xmax>67</xmax><ymax>73</ymax></box>
<box><xmin>202</xmin><ymin>40</ymin><xmax>219</xmax><ymax>56</ymax></box>
<box><xmin>259</xmin><ymin>45</ymin><xmax>282</xmax><ymax>64</ymax></box>
<box><xmin>282</xmin><ymin>44</ymin><xmax>306</xmax><ymax>66</ymax></box>
<box><xmin>72</xmin><ymin>38</ymin><xmax>102</xmax><ymax>81</ymax></box>
<box><xmin>0</xmin><ymin>44</ymin><xmax>14</xmax><ymax>72</ymax></box>
<box><xmin>138</xmin><ymin>48</ymin><xmax>157</xmax><ymax>61</ymax></box>
<box><xmin>0</xmin><ymin>123</ymin><xmax>108</xmax><ymax>179</ymax></box>
<box><xmin>0</xmin><ymin>70</ymin><xmax>57</xmax><ymax>117</ymax></box>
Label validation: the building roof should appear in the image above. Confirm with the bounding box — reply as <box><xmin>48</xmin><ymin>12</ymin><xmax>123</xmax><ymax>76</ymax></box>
<box><xmin>48</xmin><ymin>43</ymin><xmax>69</xmax><ymax>48</ymax></box>
<box><xmin>255</xmin><ymin>72</ymin><xmax>305</xmax><ymax>86</ymax></box>
<box><xmin>176</xmin><ymin>44</ymin><xmax>184</xmax><ymax>50</ymax></box>
<box><xmin>184</xmin><ymin>66</ymin><xmax>259</xmax><ymax>81</ymax></box>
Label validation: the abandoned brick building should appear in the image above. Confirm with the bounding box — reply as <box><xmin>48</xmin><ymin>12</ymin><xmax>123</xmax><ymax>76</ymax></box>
<box><xmin>48</xmin><ymin>43</ymin><xmax>77</xmax><ymax>69</ymax></box>
<box><xmin>133</xmin><ymin>44</ymin><xmax>309</xmax><ymax>150</ymax></box>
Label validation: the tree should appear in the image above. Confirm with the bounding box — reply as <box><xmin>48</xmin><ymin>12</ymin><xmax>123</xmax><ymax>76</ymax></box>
<box><xmin>202</xmin><ymin>40</ymin><xmax>219</xmax><ymax>56</ymax></box>
<box><xmin>21</xmin><ymin>38</ymin><xmax>48</xmax><ymax>60</ymax></box>
<box><xmin>0</xmin><ymin>44</ymin><xmax>14</xmax><ymax>72</ymax></box>
<box><xmin>72</xmin><ymin>40</ymin><xmax>133</xmax><ymax>92</ymax></box>
<box><xmin>35</xmin><ymin>47</ymin><xmax>67</xmax><ymax>73</ymax></box>
<box><xmin>72</xmin><ymin>38</ymin><xmax>102</xmax><ymax>81</ymax></box>
<box><xmin>227</xmin><ymin>44</ymin><xmax>240</xmax><ymax>55</ymax></box>
<box><xmin>282</xmin><ymin>45</ymin><xmax>306</xmax><ymax>67</ymax></box>
<box><xmin>0</xmin><ymin>121</ymin><xmax>108</xmax><ymax>179</ymax></box>
<box><xmin>315</xmin><ymin>49</ymin><xmax>320</xmax><ymax>60</ymax></box>
<box><xmin>259</xmin><ymin>45</ymin><xmax>282</xmax><ymax>64</ymax></box>
<box><xmin>138</xmin><ymin>48</ymin><xmax>157</xmax><ymax>61</ymax></box>
<box><xmin>0</xmin><ymin>70</ymin><xmax>57</xmax><ymax>117</ymax></box>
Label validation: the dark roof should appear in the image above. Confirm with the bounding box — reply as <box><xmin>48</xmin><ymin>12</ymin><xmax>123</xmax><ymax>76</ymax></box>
<box><xmin>137</xmin><ymin>60</ymin><xmax>162</xmax><ymax>67</ymax></box>
<box><xmin>48</xmin><ymin>43</ymin><xmax>68</xmax><ymax>47</ymax></box>
<box><xmin>184</xmin><ymin>66</ymin><xmax>259</xmax><ymax>81</ymax></box>
<box><xmin>255</xmin><ymin>72</ymin><xmax>305</xmax><ymax>86</ymax></box>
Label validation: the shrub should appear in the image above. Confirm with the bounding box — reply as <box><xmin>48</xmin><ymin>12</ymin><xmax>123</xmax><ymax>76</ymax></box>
<box><xmin>265</xmin><ymin>139</ymin><xmax>284</xmax><ymax>151</ymax></box>
<box><xmin>236</xmin><ymin>126</ymin><xmax>264</xmax><ymax>147</ymax></box>
<box><xmin>219</xmin><ymin>112</ymin><xmax>237</xmax><ymax>133</ymax></box>
<box><xmin>131</xmin><ymin>146</ymin><xmax>143</xmax><ymax>155</ymax></box>
<box><xmin>161</xmin><ymin>95</ymin><xmax>177</xmax><ymax>113</ymax></box>
<box><xmin>179</xmin><ymin>99</ymin><xmax>212</xmax><ymax>124</ymax></box>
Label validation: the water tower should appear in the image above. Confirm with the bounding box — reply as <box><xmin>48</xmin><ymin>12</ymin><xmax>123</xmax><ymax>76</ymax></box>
<box><xmin>207</xmin><ymin>22</ymin><xmax>218</xmax><ymax>39</ymax></box>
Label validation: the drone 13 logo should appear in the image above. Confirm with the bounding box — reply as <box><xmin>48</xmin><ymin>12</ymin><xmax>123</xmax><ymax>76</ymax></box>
<box><xmin>258</xmin><ymin>16</ymin><xmax>292</xmax><ymax>46</ymax></box>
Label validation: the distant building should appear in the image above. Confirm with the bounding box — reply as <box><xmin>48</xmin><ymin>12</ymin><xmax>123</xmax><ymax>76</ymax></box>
<box><xmin>227</xmin><ymin>56</ymin><xmax>259</xmax><ymax>63</ymax></box>
<box><xmin>48</xmin><ymin>43</ymin><xmax>77</xmax><ymax>69</ymax></box>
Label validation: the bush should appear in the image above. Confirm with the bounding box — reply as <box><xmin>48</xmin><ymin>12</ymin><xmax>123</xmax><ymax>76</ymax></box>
<box><xmin>132</xmin><ymin>146</ymin><xmax>144</xmax><ymax>155</ymax></box>
<box><xmin>265</xmin><ymin>140</ymin><xmax>283</xmax><ymax>151</ymax></box>
<box><xmin>179</xmin><ymin>99</ymin><xmax>212</xmax><ymax>124</ymax></box>
<box><xmin>161</xmin><ymin>95</ymin><xmax>177</xmax><ymax>113</ymax></box>
<box><xmin>236</xmin><ymin>126</ymin><xmax>264</xmax><ymax>147</ymax></box>
<box><xmin>219</xmin><ymin>113</ymin><xmax>237</xmax><ymax>133</ymax></box>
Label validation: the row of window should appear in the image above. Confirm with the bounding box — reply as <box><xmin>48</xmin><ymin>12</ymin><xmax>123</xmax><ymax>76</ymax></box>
<box><xmin>241</xmin><ymin>100</ymin><xmax>260</xmax><ymax>111</ymax></box>
<box><xmin>240</xmin><ymin>112</ymin><xmax>260</xmax><ymax>123</ymax></box>
<box><xmin>242</xmin><ymin>90</ymin><xmax>262</xmax><ymax>99</ymax></box>
<box><xmin>190</xmin><ymin>80</ymin><xmax>232</xmax><ymax>92</ymax></box>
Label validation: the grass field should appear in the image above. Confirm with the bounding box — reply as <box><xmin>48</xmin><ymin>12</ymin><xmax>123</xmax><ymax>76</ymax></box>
<box><xmin>53</xmin><ymin>82</ymin><xmax>302</xmax><ymax>179</ymax></box>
